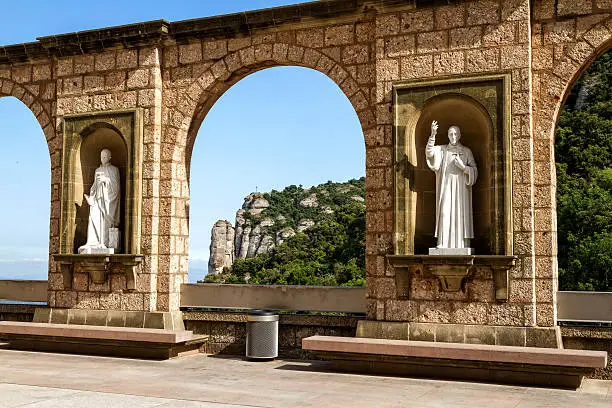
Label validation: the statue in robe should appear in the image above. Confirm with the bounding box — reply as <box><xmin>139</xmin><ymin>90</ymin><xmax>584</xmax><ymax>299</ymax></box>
<box><xmin>425</xmin><ymin>121</ymin><xmax>477</xmax><ymax>254</ymax></box>
<box><xmin>78</xmin><ymin>149</ymin><xmax>121</xmax><ymax>254</ymax></box>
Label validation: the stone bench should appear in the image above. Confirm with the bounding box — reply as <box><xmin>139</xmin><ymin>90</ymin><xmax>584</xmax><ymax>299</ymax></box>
<box><xmin>0</xmin><ymin>321</ymin><xmax>207</xmax><ymax>359</ymax></box>
<box><xmin>302</xmin><ymin>335</ymin><xmax>608</xmax><ymax>388</ymax></box>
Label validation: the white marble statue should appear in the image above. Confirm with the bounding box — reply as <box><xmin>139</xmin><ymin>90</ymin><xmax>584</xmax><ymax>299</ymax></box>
<box><xmin>78</xmin><ymin>148</ymin><xmax>121</xmax><ymax>254</ymax></box>
<box><xmin>425</xmin><ymin>121</ymin><xmax>478</xmax><ymax>254</ymax></box>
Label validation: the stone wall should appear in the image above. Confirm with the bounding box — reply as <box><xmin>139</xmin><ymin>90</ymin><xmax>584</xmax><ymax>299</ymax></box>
<box><xmin>365</xmin><ymin>0</ymin><xmax>612</xmax><ymax>328</ymax></box>
<box><xmin>562</xmin><ymin>325</ymin><xmax>612</xmax><ymax>380</ymax></box>
<box><xmin>368</xmin><ymin>0</ymin><xmax>540</xmax><ymax>326</ymax></box>
<box><xmin>0</xmin><ymin>304</ymin><xmax>39</xmax><ymax>323</ymax></box>
<box><xmin>50</xmin><ymin>48</ymin><xmax>162</xmax><ymax>311</ymax></box>
<box><xmin>531</xmin><ymin>0</ymin><xmax>612</xmax><ymax>325</ymax></box>
<box><xmin>1</xmin><ymin>306</ymin><xmax>609</xmax><ymax>379</ymax></box>
<box><xmin>0</xmin><ymin>0</ymin><xmax>609</xmax><ymax>320</ymax></box>
<box><xmin>1</xmin><ymin>47</ymin><xmax>165</xmax><ymax>311</ymax></box>
<box><xmin>183</xmin><ymin>311</ymin><xmax>360</xmax><ymax>359</ymax></box>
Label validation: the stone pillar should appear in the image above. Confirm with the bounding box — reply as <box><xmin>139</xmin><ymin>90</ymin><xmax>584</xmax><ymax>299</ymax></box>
<box><xmin>367</xmin><ymin>1</ymin><xmax>558</xmax><ymax>337</ymax></box>
<box><xmin>43</xmin><ymin>46</ymin><xmax>165</xmax><ymax>312</ymax></box>
<box><xmin>139</xmin><ymin>46</ymin><xmax>164</xmax><ymax>312</ymax></box>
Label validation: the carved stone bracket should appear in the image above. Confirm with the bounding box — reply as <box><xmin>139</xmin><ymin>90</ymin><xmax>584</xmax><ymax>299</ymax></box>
<box><xmin>53</xmin><ymin>254</ymin><xmax>143</xmax><ymax>291</ymax></box>
<box><xmin>387</xmin><ymin>255</ymin><xmax>517</xmax><ymax>301</ymax></box>
<box><xmin>478</xmin><ymin>256</ymin><xmax>517</xmax><ymax>302</ymax></box>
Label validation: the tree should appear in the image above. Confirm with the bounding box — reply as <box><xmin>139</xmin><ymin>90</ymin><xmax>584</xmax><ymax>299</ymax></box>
<box><xmin>556</xmin><ymin>50</ymin><xmax>612</xmax><ymax>291</ymax></box>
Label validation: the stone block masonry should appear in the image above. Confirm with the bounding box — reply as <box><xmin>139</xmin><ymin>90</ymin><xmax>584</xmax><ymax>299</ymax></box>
<box><xmin>0</xmin><ymin>0</ymin><xmax>610</xmax><ymax>322</ymax></box>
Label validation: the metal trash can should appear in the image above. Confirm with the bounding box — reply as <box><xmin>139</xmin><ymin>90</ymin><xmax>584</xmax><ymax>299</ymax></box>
<box><xmin>246</xmin><ymin>309</ymin><xmax>279</xmax><ymax>360</ymax></box>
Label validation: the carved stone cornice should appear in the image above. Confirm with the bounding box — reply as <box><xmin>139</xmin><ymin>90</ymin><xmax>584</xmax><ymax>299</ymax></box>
<box><xmin>53</xmin><ymin>254</ymin><xmax>144</xmax><ymax>291</ymax></box>
<box><xmin>387</xmin><ymin>254</ymin><xmax>517</xmax><ymax>301</ymax></box>
<box><xmin>0</xmin><ymin>0</ymin><xmax>433</xmax><ymax>64</ymax></box>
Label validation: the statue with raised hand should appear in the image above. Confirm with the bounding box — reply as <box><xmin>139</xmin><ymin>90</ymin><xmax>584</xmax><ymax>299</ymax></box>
<box><xmin>425</xmin><ymin>121</ymin><xmax>478</xmax><ymax>254</ymax></box>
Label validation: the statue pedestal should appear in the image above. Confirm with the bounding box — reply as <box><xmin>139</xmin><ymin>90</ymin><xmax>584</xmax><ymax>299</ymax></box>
<box><xmin>429</xmin><ymin>248</ymin><xmax>473</xmax><ymax>255</ymax></box>
<box><xmin>78</xmin><ymin>229</ymin><xmax>121</xmax><ymax>255</ymax></box>
<box><xmin>79</xmin><ymin>247</ymin><xmax>115</xmax><ymax>255</ymax></box>
<box><xmin>387</xmin><ymin>255</ymin><xmax>517</xmax><ymax>300</ymax></box>
<box><xmin>53</xmin><ymin>254</ymin><xmax>143</xmax><ymax>290</ymax></box>
<box><xmin>108</xmin><ymin>228</ymin><xmax>121</xmax><ymax>251</ymax></box>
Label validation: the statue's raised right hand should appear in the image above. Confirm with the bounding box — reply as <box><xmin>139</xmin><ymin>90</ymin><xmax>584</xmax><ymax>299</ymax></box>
<box><xmin>431</xmin><ymin>120</ymin><xmax>438</xmax><ymax>138</ymax></box>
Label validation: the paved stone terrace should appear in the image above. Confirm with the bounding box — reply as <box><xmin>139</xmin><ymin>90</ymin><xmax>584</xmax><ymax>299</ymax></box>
<box><xmin>0</xmin><ymin>348</ymin><xmax>610</xmax><ymax>407</ymax></box>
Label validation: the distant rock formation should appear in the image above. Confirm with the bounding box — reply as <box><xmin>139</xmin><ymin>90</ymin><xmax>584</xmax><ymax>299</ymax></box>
<box><xmin>297</xmin><ymin>219</ymin><xmax>315</xmax><ymax>232</ymax></box>
<box><xmin>299</xmin><ymin>193</ymin><xmax>318</xmax><ymax>208</ymax></box>
<box><xmin>207</xmin><ymin>220</ymin><xmax>235</xmax><ymax>275</ymax></box>
<box><xmin>276</xmin><ymin>227</ymin><xmax>296</xmax><ymax>245</ymax></box>
<box><xmin>208</xmin><ymin>194</ymin><xmax>278</xmax><ymax>275</ymax></box>
<box><xmin>207</xmin><ymin>179</ymin><xmax>366</xmax><ymax>275</ymax></box>
<box><xmin>575</xmin><ymin>74</ymin><xmax>600</xmax><ymax>109</ymax></box>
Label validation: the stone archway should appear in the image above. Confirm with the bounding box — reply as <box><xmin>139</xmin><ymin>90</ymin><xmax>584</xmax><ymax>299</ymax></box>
<box><xmin>534</xmin><ymin>16</ymin><xmax>612</xmax><ymax>142</ymax></box>
<box><xmin>178</xmin><ymin>43</ymin><xmax>374</xmax><ymax>158</ymax></box>
<box><xmin>0</xmin><ymin>0</ymin><xmax>609</xmax><ymax>319</ymax></box>
<box><xmin>0</xmin><ymin>78</ymin><xmax>55</xmax><ymax>153</ymax></box>
<box><xmin>0</xmin><ymin>77</ymin><xmax>59</xmax><ymax>294</ymax></box>
<box><xmin>531</xmin><ymin>15</ymin><xmax>612</xmax><ymax>324</ymax></box>
<box><xmin>156</xmin><ymin>40</ymin><xmax>375</xmax><ymax>311</ymax></box>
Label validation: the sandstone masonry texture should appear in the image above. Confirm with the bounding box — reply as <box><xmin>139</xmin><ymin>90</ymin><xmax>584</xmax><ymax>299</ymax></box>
<box><xmin>0</xmin><ymin>0</ymin><xmax>609</xmax><ymax>323</ymax></box>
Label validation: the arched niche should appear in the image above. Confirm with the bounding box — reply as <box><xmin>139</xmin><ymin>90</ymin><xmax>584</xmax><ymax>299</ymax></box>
<box><xmin>59</xmin><ymin>110</ymin><xmax>143</xmax><ymax>255</ymax></box>
<box><xmin>73</xmin><ymin>125</ymin><xmax>128</xmax><ymax>252</ymax></box>
<box><xmin>393</xmin><ymin>75</ymin><xmax>512</xmax><ymax>256</ymax></box>
<box><xmin>413</xmin><ymin>94</ymin><xmax>493</xmax><ymax>254</ymax></box>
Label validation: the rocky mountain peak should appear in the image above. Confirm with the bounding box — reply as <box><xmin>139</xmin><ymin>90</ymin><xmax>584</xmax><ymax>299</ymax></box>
<box><xmin>243</xmin><ymin>193</ymin><xmax>269</xmax><ymax>216</ymax></box>
<box><xmin>207</xmin><ymin>220</ymin><xmax>235</xmax><ymax>275</ymax></box>
<box><xmin>207</xmin><ymin>178</ymin><xmax>365</xmax><ymax>276</ymax></box>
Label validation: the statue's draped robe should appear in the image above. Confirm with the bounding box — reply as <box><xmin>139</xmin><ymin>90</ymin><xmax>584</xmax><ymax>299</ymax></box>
<box><xmin>425</xmin><ymin>141</ymin><xmax>477</xmax><ymax>248</ymax></box>
<box><xmin>80</xmin><ymin>164</ymin><xmax>120</xmax><ymax>250</ymax></box>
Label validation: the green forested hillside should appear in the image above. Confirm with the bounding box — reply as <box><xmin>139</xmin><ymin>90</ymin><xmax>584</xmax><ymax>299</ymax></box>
<box><xmin>204</xmin><ymin>178</ymin><xmax>366</xmax><ymax>286</ymax></box>
<box><xmin>556</xmin><ymin>50</ymin><xmax>612</xmax><ymax>291</ymax></box>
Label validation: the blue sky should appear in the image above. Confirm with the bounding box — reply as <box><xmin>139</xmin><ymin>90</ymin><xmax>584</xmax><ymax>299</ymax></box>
<box><xmin>0</xmin><ymin>1</ymin><xmax>366</xmax><ymax>282</ymax></box>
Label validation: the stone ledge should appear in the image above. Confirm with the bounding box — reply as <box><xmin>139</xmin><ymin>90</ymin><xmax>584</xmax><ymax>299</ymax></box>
<box><xmin>34</xmin><ymin>308</ymin><xmax>184</xmax><ymax>330</ymax></box>
<box><xmin>0</xmin><ymin>321</ymin><xmax>206</xmax><ymax>359</ymax></box>
<box><xmin>356</xmin><ymin>320</ymin><xmax>563</xmax><ymax>348</ymax></box>
<box><xmin>182</xmin><ymin>310</ymin><xmax>361</xmax><ymax>327</ymax></box>
<box><xmin>0</xmin><ymin>321</ymin><xmax>192</xmax><ymax>343</ymax></box>
<box><xmin>388</xmin><ymin>255</ymin><xmax>517</xmax><ymax>300</ymax></box>
<box><xmin>53</xmin><ymin>254</ymin><xmax>143</xmax><ymax>291</ymax></box>
<box><xmin>302</xmin><ymin>335</ymin><xmax>608</xmax><ymax>388</ymax></box>
<box><xmin>303</xmin><ymin>335</ymin><xmax>607</xmax><ymax>368</ymax></box>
